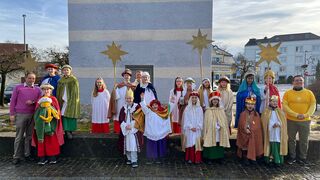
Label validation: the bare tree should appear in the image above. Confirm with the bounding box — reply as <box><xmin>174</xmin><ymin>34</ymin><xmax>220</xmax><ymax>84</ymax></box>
<box><xmin>45</xmin><ymin>46</ymin><xmax>69</xmax><ymax>68</ymax></box>
<box><xmin>0</xmin><ymin>50</ymin><xmax>24</xmax><ymax>106</ymax></box>
<box><xmin>232</xmin><ymin>53</ymin><xmax>256</xmax><ymax>83</ymax></box>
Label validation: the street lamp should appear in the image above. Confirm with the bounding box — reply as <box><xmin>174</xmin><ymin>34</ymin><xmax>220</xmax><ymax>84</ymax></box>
<box><xmin>22</xmin><ymin>14</ymin><xmax>26</xmax><ymax>56</ymax></box>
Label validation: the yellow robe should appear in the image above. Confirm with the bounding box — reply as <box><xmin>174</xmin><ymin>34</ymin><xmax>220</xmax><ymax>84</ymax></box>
<box><xmin>203</xmin><ymin>107</ymin><xmax>230</xmax><ymax>148</ymax></box>
<box><xmin>261</xmin><ymin>107</ymin><xmax>288</xmax><ymax>156</ymax></box>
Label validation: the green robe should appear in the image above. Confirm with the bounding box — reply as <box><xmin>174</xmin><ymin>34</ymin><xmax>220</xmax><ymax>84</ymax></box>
<box><xmin>34</xmin><ymin>106</ymin><xmax>59</xmax><ymax>142</ymax></box>
<box><xmin>56</xmin><ymin>75</ymin><xmax>80</xmax><ymax>118</ymax></box>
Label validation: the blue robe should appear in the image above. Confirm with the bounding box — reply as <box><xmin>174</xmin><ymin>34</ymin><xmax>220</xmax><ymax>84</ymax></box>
<box><xmin>235</xmin><ymin>81</ymin><xmax>261</xmax><ymax>128</ymax></box>
<box><xmin>40</xmin><ymin>74</ymin><xmax>60</xmax><ymax>97</ymax></box>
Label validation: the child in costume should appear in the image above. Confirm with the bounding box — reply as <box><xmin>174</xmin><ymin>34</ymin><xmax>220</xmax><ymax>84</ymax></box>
<box><xmin>169</xmin><ymin>77</ymin><xmax>184</xmax><ymax>133</ymax></box>
<box><xmin>134</xmin><ymin>93</ymin><xmax>175</xmax><ymax>164</ymax></box>
<box><xmin>91</xmin><ymin>77</ymin><xmax>111</xmax><ymax>133</ymax></box>
<box><xmin>203</xmin><ymin>91</ymin><xmax>230</xmax><ymax>164</ymax></box>
<box><xmin>32</xmin><ymin>83</ymin><xmax>64</xmax><ymax>165</ymax></box>
<box><xmin>119</xmin><ymin>88</ymin><xmax>142</xmax><ymax>168</ymax></box>
<box><xmin>236</xmin><ymin>96</ymin><xmax>263</xmax><ymax>165</ymax></box>
<box><xmin>261</xmin><ymin>95</ymin><xmax>287</xmax><ymax>166</ymax></box>
<box><xmin>182</xmin><ymin>91</ymin><xmax>203</xmax><ymax>164</ymax></box>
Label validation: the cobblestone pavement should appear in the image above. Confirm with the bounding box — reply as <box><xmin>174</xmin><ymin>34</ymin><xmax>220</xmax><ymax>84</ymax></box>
<box><xmin>0</xmin><ymin>156</ymin><xmax>319</xmax><ymax>179</ymax></box>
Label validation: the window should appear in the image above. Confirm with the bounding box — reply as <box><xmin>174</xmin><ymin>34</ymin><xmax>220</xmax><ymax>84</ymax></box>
<box><xmin>255</xmin><ymin>50</ymin><xmax>260</xmax><ymax>61</ymax></box>
<box><xmin>125</xmin><ymin>65</ymin><xmax>154</xmax><ymax>84</ymax></box>
<box><xmin>213</xmin><ymin>57</ymin><xmax>222</xmax><ymax>64</ymax></box>
<box><xmin>215</xmin><ymin>74</ymin><xmax>220</xmax><ymax>80</ymax></box>
<box><xmin>280</xmin><ymin>66</ymin><xmax>286</xmax><ymax>72</ymax></box>
<box><xmin>312</xmin><ymin>45</ymin><xmax>320</xmax><ymax>51</ymax></box>
<box><xmin>296</xmin><ymin>46</ymin><xmax>303</xmax><ymax>53</ymax></box>
<box><xmin>280</xmin><ymin>47</ymin><xmax>287</xmax><ymax>53</ymax></box>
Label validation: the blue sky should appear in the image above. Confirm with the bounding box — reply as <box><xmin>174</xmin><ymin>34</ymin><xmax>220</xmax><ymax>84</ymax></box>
<box><xmin>1</xmin><ymin>0</ymin><xmax>320</xmax><ymax>54</ymax></box>
<box><xmin>0</xmin><ymin>0</ymin><xmax>68</xmax><ymax>50</ymax></box>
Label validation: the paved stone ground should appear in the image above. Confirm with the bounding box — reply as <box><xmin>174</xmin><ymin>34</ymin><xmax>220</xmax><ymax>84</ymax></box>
<box><xmin>0</xmin><ymin>156</ymin><xmax>319</xmax><ymax>179</ymax></box>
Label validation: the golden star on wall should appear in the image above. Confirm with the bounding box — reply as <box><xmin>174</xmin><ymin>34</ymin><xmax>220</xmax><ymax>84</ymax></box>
<box><xmin>20</xmin><ymin>52</ymin><xmax>38</xmax><ymax>72</ymax></box>
<box><xmin>257</xmin><ymin>42</ymin><xmax>281</xmax><ymax>66</ymax></box>
<box><xmin>101</xmin><ymin>41</ymin><xmax>128</xmax><ymax>66</ymax></box>
<box><xmin>187</xmin><ymin>29</ymin><xmax>213</xmax><ymax>54</ymax></box>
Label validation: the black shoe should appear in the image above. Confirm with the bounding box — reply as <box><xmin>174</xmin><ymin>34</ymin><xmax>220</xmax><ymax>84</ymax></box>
<box><xmin>66</xmin><ymin>132</ymin><xmax>73</xmax><ymax>139</ymax></box>
<box><xmin>287</xmin><ymin>158</ymin><xmax>296</xmax><ymax>165</ymax></box>
<box><xmin>249</xmin><ymin>160</ymin><xmax>258</xmax><ymax>165</ymax></box>
<box><xmin>12</xmin><ymin>158</ymin><xmax>20</xmax><ymax>165</ymax></box>
<box><xmin>187</xmin><ymin>160</ymin><xmax>192</xmax><ymax>164</ymax></box>
<box><xmin>25</xmin><ymin>156</ymin><xmax>34</xmax><ymax>162</ymax></box>
<box><xmin>131</xmin><ymin>162</ymin><xmax>138</xmax><ymax>168</ymax></box>
<box><xmin>49</xmin><ymin>156</ymin><xmax>57</xmax><ymax>164</ymax></box>
<box><xmin>297</xmin><ymin>159</ymin><xmax>309</xmax><ymax>165</ymax></box>
<box><xmin>242</xmin><ymin>158</ymin><xmax>250</xmax><ymax>166</ymax></box>
<box><xmin>37</xmin><ymin>157</ymin><xmax>48</xmax><ymax>165</ymax></box>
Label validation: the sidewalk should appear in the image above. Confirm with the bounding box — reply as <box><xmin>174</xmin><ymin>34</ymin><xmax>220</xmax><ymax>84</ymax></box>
<box><xmin>0</xmin><ymin>156</ymin><xmax>319</xmax><ymax>179</ymax></box>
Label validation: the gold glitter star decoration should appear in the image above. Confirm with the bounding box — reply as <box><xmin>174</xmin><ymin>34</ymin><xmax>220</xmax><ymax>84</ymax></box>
<box><xmin>101</xmin><ymin>41</ymin><xmax>128</xmax><ymax>84</ymax></box>
<box><xmin>20</xmin><ymin>51</ymin><xmax>38</xmax><ymax>72</ymax></box>
<box><xmin>187</xmin><ymin>29</ymin><xmax>213</xmax><ymax>80</ymax></box>
<box><xmin>257</xmin><ymin>42</ymin><xmax>281</xmax><ymax>66</ymax></box>
<box><xmin>187</xmin><ymin>29</ymin><xmax>213</xmax><ymax>54</ymax></box>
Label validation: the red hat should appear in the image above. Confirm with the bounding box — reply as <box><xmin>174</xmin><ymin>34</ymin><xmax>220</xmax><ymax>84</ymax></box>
<box><xmin>149</xmin><ymin>99</ymin><xmax>164</xmax><ymax>111</ymax></box>
<box><xmin>45</xmin><ymin>63</ymin><xmax>58</xmax><ymax>69</ymax></box>
<box><xmin>189</xmin><ymin>91</ymin><xmax>200</xmax><ymax>99</ymax></box>
<box><xmin>209</xmin><ymin>91</ymin><xmax>221</xmax><ymax>102</ymax></box>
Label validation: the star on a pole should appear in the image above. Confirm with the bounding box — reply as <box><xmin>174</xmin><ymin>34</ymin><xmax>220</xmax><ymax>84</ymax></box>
<box><xmin>101</xmin><ymin>41</ymin><xmax>128</xmax><ymax>66</ymax></box>
<box><xmin>187</xmin><ymin>29</ymin><xmax>213</xmax><ymax>55</ymax></box>
<box><xmin>20</xmin><ymin>52</ymin><xmax>38</xmax><ymax>72</ymax></box>
<box><xmin>257</xmin><ymin>42</ymin><xmax>281</xmax><ymax>66</ymax></box>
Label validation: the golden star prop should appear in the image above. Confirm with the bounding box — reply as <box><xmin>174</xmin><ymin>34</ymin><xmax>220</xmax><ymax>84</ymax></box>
<box><xmin>187</xmin><ymin>29</ymin><xmax>213</xmax><ymax>54</ymax></box>
<box><xmin>20</xmin><ymin>52</ymin><xmax>38</xmax><ymax>72</ymax></box>
<box><xmin>187</xmin><ymin>29</ymin><xmax>213</xmax><ymax>80</ymax></box>
<box><xmin>257</xmin><ymin>42</ymin><xmax>281</xmax><ymax>66</ymax></box>
<box><xmin>101</xmin><ymin>41</ymin><xmax>128</xmax><ymax>84</ymax></box>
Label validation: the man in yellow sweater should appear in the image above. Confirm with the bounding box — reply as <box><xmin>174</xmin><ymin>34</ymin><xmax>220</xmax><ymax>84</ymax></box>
<box><xmin>282</xmin><ymin>75</ymin><xmax>316</xmax><ymax>165</ymax></box>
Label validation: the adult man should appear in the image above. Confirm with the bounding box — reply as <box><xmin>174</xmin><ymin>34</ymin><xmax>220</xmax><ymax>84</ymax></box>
<box><xmin>40</xmin><ymin>64</ymin><xmax>60</xmax><ymax>97</ymax></box>
<box><xmin>108</xmin><ymin>68</ymin><xmax>136</xmax><ymax>134</ymax></box>
<box><xmin>56</xmin><ymin>65</ymin><xmax>80</xmax><ymax>139</ymax></box>
<box><xmin>132</xmin><ymin>70</ymin><xmax>142</xmax><ymax>87</ymax></box>
<box><xmin>283</xmin><ymin>75</ymin><xmax>316</xmax><ymax>164</ymax></box>
<box><xmin>10</xmin><ymin>72</ymin><xmax>42</xmax><ymax>164</ymax></box>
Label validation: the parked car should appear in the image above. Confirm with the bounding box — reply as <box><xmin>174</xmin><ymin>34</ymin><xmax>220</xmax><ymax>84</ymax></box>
<box><xmin>4</xmin><ymin>83</ymin><xmax>19</xmax><ymax>104</ymax></box>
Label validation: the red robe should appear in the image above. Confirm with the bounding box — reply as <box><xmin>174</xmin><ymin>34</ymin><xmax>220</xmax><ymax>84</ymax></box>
<box><xmin>32</xmin><ymin>96</ymin><xmax>64</xmax><ymax>156</ymax></box>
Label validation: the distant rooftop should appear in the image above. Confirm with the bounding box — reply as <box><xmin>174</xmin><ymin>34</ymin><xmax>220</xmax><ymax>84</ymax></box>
<box><xmin>212</xmin><ymin>45</ymin><xmax>233</xmax><ymax>57</ymax></box>
<box><xmin>0</xmin><ymin>43</ymin><xmax>27</xmax><ymax>54</ymax></box>
<box><xmin>245</xmin><ymin>33</ymin><xmax>320</xmax><ymax>46</ymax></box>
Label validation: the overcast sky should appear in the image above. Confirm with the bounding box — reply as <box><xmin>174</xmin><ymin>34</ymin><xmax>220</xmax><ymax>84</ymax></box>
<box><xmin>1</xmin><ymin>0</ymin><xmax>320</xmax><ymax>54</ymax></box>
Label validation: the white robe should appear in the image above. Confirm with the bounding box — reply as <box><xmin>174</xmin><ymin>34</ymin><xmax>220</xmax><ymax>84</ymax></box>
<box><xmin>61</xmin><ymin>86</ymin><xmax>68</xmax><ymax>116</ymax></box>
<box><xmin>91</xmin><ymin>90</ymin><xmax>110</xmax><ymax>124</ymax></box>
<box><xmin>269</xmin><ymin>111</ymin><xmax>281</xmax><ymax>143</ymax></box>
<box><xmin>140</xmin><ymin>100</ymin><xmax>173</xmax><ymax>141</ymax></box>
<box><xmin>203</xmin><ymin>89</ymin><xmax>210</xmax><ymax>108</ymax></box>
<box><xmin>169</xmin><ymin>89</ymin><xmax>182</xmax><ymax>123</ymax></box>
<box><xmin>183</xmin><ymin>105</ymin><xmax>203</xmax><ymax>148</ymax></box>
<box><xmin>114</xmin><ymin>86</ymin><xmax>129</xmax><ymax>121</ymax></box>
<box><xmin>120</xmin><ymin>104</ymin><xmax>139</xmax><ymax>152</ymax></box>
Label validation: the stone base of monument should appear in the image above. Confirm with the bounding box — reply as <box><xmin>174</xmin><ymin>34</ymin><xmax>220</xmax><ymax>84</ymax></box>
<box><xmin>0</xmin><ymin>132</ymin><xmax>319</xmax><ymax>161</ymax></box>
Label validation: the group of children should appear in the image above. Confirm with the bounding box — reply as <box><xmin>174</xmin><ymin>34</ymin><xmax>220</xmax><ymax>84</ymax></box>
<box><xmin>88</xmin><ymin>68</ymin><xmax>290</xmax><ymax>168</ymax></box>
<box><xmin>34</xmin><ymin>65</ymin><xmax>289</xmax><ymax>168</ymax></box>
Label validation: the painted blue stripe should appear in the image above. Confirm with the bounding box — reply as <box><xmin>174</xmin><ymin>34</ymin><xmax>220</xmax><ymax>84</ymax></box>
<box><xmin>68</xmin><ymin>1</ymin><xmax>212</xmax><ymax>30</ymax></box>
<box><xmin>69</xmin><ymin>41</ymin><xmax>211</xmax><ymax>67</ymax></box>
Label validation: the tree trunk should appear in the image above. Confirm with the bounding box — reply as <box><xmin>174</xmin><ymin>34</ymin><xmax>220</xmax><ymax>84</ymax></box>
<box><xmin>0</xmin><ymin>73</ymin><xmax>6</xmax><ymax>107</ymax></box>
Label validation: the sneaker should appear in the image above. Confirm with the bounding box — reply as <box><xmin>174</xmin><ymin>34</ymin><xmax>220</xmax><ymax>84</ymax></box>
<box><xmin>126</xmin><ymin>160</ymin><xmax>132</xmax><ymax>165</ymax></box>
<box><xmin>287</xmin><ymin>158</ymin><xmax>296</xmax><ymax>165</ymax></box>
<box><xmin>37</xmin><ymin>158</ymin><xmax>48</xmax><ymax>165</ymax></box>
<box><xmin>25</xmin><ymin>156</ymin><xmax>34</xmax><ymax>162</ymax></box>
<box><xmin>131</xmin><ymin>162</ymin><xmax>138</xmax><ymax>168</ymax></box>
<box><xmin>66</xmin><ymin>132</ymin><xmax>73</xmax><ymax>139</ymax></box>
<box><xmin>49</xmin><ymin>156</ymin><xmax>57</xmax><ymax>164</ymax></box>
<box><xmin>187</xmin><ymin>160</ymin><xmax>192</xmax><ymax>164</ymax></box>
<box><xmin>297</xmin><ymin>159</ymin><xmax>309</xmax><ymax>165</ymax></box>
<box><xmin>12</xmin><ymin>158</ymin><xmax>20</xmax><ymax>165</ymax></box>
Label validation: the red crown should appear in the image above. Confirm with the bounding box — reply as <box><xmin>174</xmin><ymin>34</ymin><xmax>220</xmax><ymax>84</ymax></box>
<box><xmin>190</xmin><ymin>91</ymin><xmax>200</xmax><ymax>98</ymax></box>
<box><xmin>209</xmin><ymin>91</ymin><xmax>221</xmax><ymax>99</ymax></box>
